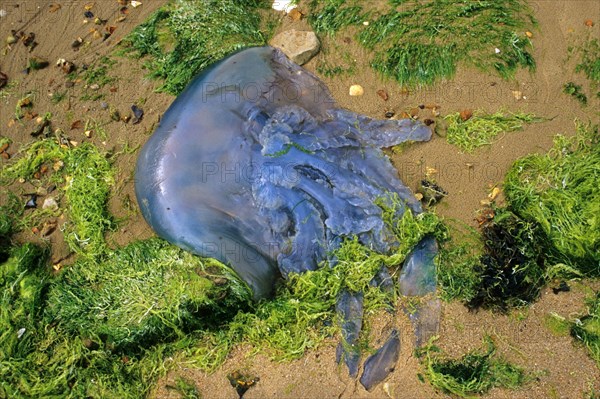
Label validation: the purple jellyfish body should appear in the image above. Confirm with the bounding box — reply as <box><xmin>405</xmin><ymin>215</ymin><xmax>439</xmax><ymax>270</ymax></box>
<box><xmin>135</xmin><ymin>46</ymin><xmax>433</xmax><ymax>299</ymax></box>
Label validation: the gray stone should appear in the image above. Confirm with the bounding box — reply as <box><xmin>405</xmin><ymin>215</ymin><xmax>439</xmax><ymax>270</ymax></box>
<box><xmin>269</xmin><ymin>29</ymin><xmax>320</xmax><ymax>65</ymax></box>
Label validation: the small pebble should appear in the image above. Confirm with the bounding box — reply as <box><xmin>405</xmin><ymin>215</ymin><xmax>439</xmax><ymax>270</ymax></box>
<box><xmin>288</xmin><ymin>8</ymin><xmax>302</xmax><ymax>20</ymax></box>
<box><xmin>71</xmin><ymin>38</ymin><xmax>83</xmax><ymax>49</ymax></box>
<box><xmin>132</xmin><ymin>104</ymin><xmax>144</xmax><ymax>124</ymax></box>
<box><xmin>100</xmin><ymin>101</ymin><xmax>108</xmax><ymax>110</ymax></box>
<box><xmin>41</xmin><ymin>220</ymin><xmax>58</xmax><ymax>237</ymax></box>
<box><xmin>89</xmin><ymin>83</ymin><xmax>100</xmax><ymax>90</ymax></box>
<box><xmin>110</xmin><ymin>108</ymin><xmax>121</xmax><ymax>121</ymax></box>
<box><xmin>552</xmin><ymin>281</ymin><xmax>570</xmax><ymax>294</ymax></box>
<box><xmin>512</xmin><ymin>90</ymin><xmax>523</xmax><ymax>100</ymax></box>
<box><xmin>377</xmin><ymin>89</ymin><xmax>388</xmax><ymax>101</ymax></box>
<box><xmin>53</xmin><ymin>160</ymin><xmax>64</xmax><ymax>171</ymax></box>
<box><xmin>384</xmin><ymin>111</ymin><xmax>395</xmax><ymax>118</ymax></box>
<box><xmin>25</xmin><ymin>195</ymin><xmax>37</xmax><ymax>209</ymax></box>
<box><xmin>488</xmin><ymin>187</ymin><xmax>501</xmax><ymax>201</ymax></box>
<box><xmin>0</xmin><ymin>9</ymin><xmax>7</xmax><ymax>18</ymax></box>
<box><xmin>42</xmin><ymin>197</ymin><xmax>58</xmax><ymax>210</ymax></box>
<box><xmin>349</xmin><ymin>84</ymin><xmax>364</xmax><ymax>96</ymax></box>
<box><xmin>459</xmin><ymin>109</ymin><xmax>473</xmax><ymax>121</ymax></box>
<box><xmin>84</xmin><ymin>10</ymin><xmax>94</xmax><ymax>18</ymax></box>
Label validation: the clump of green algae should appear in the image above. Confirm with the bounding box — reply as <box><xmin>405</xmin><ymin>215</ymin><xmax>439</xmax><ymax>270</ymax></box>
<box><xmin>571</xmin><ymin>292</ymin><xmax>600</xmax><ymax>368</ymax></box>
<box><xmin>308</xmin><ymin>0</ymin><xmax>536</xmax><ymax>87</ymax></box>
<box><xmin>444</xmin><ymin>111</ymin><xmax>545</xmax><ymax>153</ymax></box>
<box><xmin>418</xmin><ymin>337</ymin><xmax>526</xmax><ymax>398</ymax></box>
<box><xmin>120</xmin><ymin>0</ymin><xmax>270</xmax><ymax>95</ymax></box>
<box><xmin>504</xmin><ymin>122</ymin><xmax>600</xmax><ymax>276</ymax></box>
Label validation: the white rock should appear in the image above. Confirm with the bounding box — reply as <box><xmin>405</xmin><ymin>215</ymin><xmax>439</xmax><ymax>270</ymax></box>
<box><xmin>270</xmin><ymin>30</ymin><xmax>320</xmax><ymax>65</ymax></box>
<box><xmin>0</xmin><ymin>9</ymin><xmax>8</xmax><ymax>18</ymax></box>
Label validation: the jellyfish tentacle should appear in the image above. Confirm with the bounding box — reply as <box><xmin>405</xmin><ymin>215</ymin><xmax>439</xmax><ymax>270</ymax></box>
<box><xmin>252</xmin><ymin>174</ymin><xmax>327</xmax><ymax>276</ymax></box>
<box><xmin>318</xmin><ymin>146</ymin><xmax>423</xmax><ymax>214</ymax></box>
<box><xmin>328</xmin><ymin>109</ymin><xmax>432</xmax><ymax>147</ymax></box>
<box><xmin>336</xmin><ymin>290</ymin><xmax>364</xmax><ymax>378</ymax></box>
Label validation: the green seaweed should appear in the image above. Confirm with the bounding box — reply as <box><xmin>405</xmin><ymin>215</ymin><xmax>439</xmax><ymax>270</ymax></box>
<box><xmin>0</xmin><ymin>194</ymin><xmax>20</xmax><ymax>261</ymax></box>
<box><xmin>120</xmin><ymin>0</ymin><xmax>270</xmax><ymax>95</ymax></box>
<box><xmin>307</xmin><ymin>0</ymin><xmax>366</xmax><ymax>36</ymax></box>
<box><xmin>444</xmin><ymin>110</ymin><xmax>545</xmax><ymax>153</ymax></box>
<box><xmin>436</xmin><ymin>224</ymin><xmax>482</xmax><ymax>303</ymax></box>
<box><xmin>62</xmin><ymin>143</ymin><xmax>115</xmax><ymax>259</ymax></box>
<box><xmin>264</xmin><ymin>142</ymin><xmax>314</xmax><ymax>158</ymax></box>
<box><xmin>504</xmin><ymin>122</ymin><xmax>600</xmax><ymax>276</ymax></box>
<box><xmin>574</xmin><ymin>38</ymin><xmax>600</xmax><ymax>83</ymax></box>
<box><xmin>566</xmin><ymin>36</ymin><xmax>600</xmax><ymax>106</ymax></box>
<box><xmin>439</xmin><ymin>122</ymin><xmax>599</xmax><ymax>310</ymax></box>
<box><xmin>544</xmin><ymin>313</ymin><xmax>571</xmax><ymax>337</ymax></box>
<box><xmin>1</xmin><ymin>138</ymin><xmax>115</xmax><ymax>259</ymax></box>
<box><xmin>571</xmin><ymin>292</ymin><xmax>600</xmax><ymax>368</ymax></box>
<box><xmin>563</xmin><ymin>81</ymin><xmax>588</xmax><ymax>106</ymax></box>
<box><xmin>468</xmin><ymin>208</ymin><xmax>545</xmax><ymax>311</ymax></box>
<box><xmin>47</xmin><ymin>238</ymin><xmax>251</xmax><ymax>352</ymax></box>
<box><xmin>168</xmin><ymin>377</ymin><xmax>202</xmax><ymax>399</ymax></box>
<box><xmin>418</xmin><ymin>337</ymin><xmax>526</xmax><ymax>398</ymax></box>
<box><xmin>82</xmin><ymin>56</ymin><xmax>117</xmax><ymax>87</ymax></box>
<box><xmin>0</xmin><ymin>235</ymin><xmax>248</xmax><ymax>397</ymax></box>
<box><xmin>307</xmin><ymin>0</ymin><xmax>536</xmax><ymax>87</ymax></box>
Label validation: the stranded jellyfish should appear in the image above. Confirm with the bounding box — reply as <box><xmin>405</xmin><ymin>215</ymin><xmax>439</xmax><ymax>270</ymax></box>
<box><xmin>135</xmin><ymin>46</ymin><xmax>439</xmax><ymax>388</ymax></box>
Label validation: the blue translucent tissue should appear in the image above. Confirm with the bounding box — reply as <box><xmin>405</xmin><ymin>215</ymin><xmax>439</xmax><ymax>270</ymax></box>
<box><xmin>399</xmin><ymin>236</ymin><xmax>441</xmax><ymax>347</ymax></box>
<box><xmin>359</xmin><ymin>329</ymin><xmax>401</xmax><ymax>391</ymax></box>
<box><xmin>135</xmin><ymin>47</ymin><xmax>433</xmax><ymax>299</ymax></box>
<box><xmin>335</xmin><ymin>290</ymin><xmax>363</xmax><ymax>377</ymax></box>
